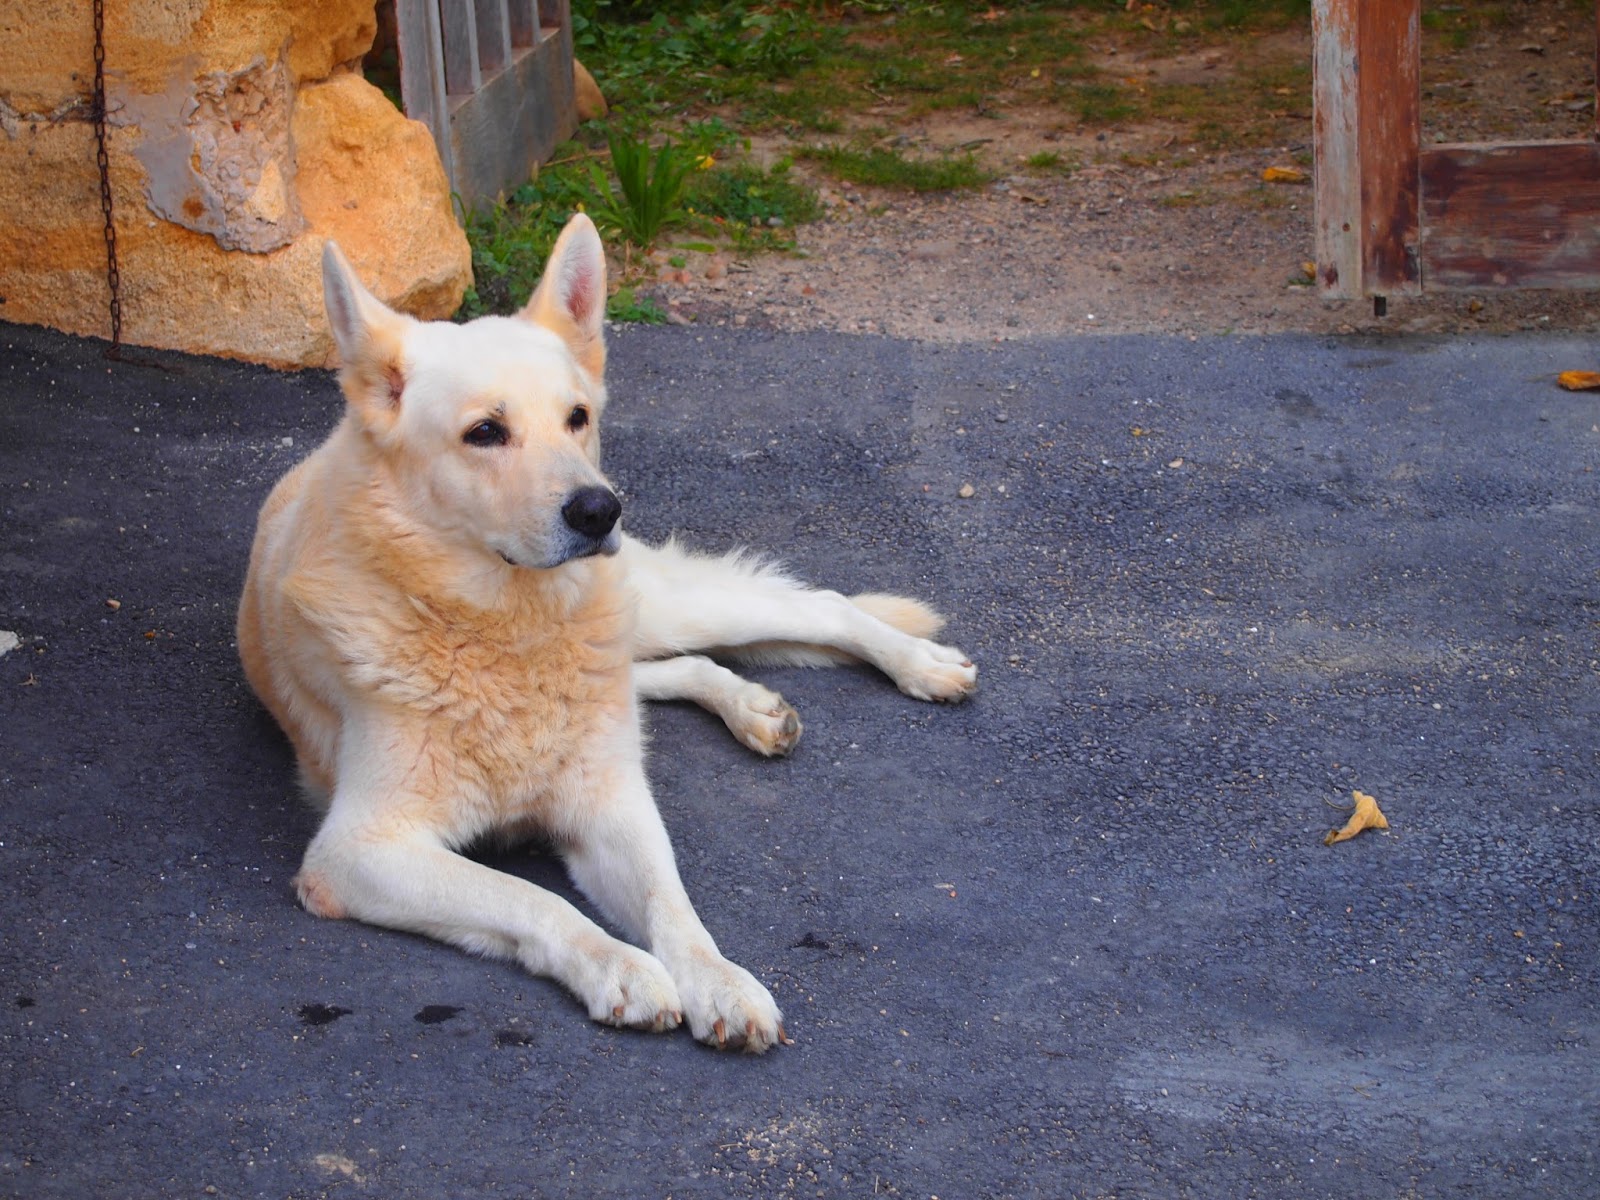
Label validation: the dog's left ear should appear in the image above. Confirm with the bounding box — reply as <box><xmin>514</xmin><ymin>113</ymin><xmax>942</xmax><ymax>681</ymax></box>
<box><xmin>521</xmin><ymin>213</ymin><xmax>607</xmax><ymax>381</ymax></box>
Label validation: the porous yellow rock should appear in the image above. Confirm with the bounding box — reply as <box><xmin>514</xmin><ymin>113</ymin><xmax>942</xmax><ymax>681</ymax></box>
<box><xmin>0</xmin><ymin>0</ymin><xmax>469</xmax><ymax>368</ymax></box>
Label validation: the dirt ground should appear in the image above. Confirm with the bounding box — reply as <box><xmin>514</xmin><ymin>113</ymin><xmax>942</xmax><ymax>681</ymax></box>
<box><xmin>643</xmin><ymin>15</ymin><xmax>1600</xmax><ymax>342</ymax></box>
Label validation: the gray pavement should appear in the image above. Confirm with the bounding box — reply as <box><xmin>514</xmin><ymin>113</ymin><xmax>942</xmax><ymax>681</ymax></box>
<box><xmin>1</xmin><ymin>319</ymin><xmax>1596</xmax><ymax>1199</ymax></box>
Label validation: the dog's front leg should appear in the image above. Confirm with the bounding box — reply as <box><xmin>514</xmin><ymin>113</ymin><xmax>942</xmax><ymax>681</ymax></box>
<box><xmin>557</xmin><ymin>763</ymin><xmax>789</xmax><ymax>1053</ymax></box>
<box><xmin>295</xmin><ymin>751</ymin><xmax>684</xmax><ymax>1033</ymax></box>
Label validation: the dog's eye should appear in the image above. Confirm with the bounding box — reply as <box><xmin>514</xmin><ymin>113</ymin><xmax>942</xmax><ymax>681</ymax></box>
<box><xmin>462</xmin><ymin>419</ymin><xmax>509</xmax><ymax>448</ymax></box>
<box><xmin>566</xmin><ymin>405</ymin><xmax>590</xmax><ymax>433</ymax></box>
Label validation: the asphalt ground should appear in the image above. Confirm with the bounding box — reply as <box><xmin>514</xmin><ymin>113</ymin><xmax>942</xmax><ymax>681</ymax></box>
<box><xmin>1</xmin><ymin>319</ymin><xmax>1596</xmax><ymax>1199</ymax></box>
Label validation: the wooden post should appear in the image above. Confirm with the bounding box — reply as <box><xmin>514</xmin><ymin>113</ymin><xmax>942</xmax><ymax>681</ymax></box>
<box><xmin>396</xmin><ymin>0</ymin><xmax>455</xmax><ymax>192</ymax></box>
<box><xmin>1312</xmin><ymin>0</ymin><xmax>1422</xmax><ymax>300</ymax></box>
<box><xmin>474</xmin><ymin>0</ymin><xmax>512</xmax><ymax>75</ymax></box>
<box><xmin>439</xmin><ymin>0</ymin><xmax>483</xmax><ymax>96</ymax></box>
<box><xmin>508</xmin><ymin>0</ymin><xmax>539</xmax><ymax>48</ymax></box>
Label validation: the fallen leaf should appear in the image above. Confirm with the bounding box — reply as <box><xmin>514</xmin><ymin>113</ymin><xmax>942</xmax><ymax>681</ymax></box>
<box><xmin>1557</xmin><ymin>370</ymin><xmax>1600</xmax><ymax>391</ymax></box>
<box><xmin>1131</xmin><ymin>426</ymin><xmax>1148</xmax><ymax>437</ymax></box>
<box><xmin>1262</xmin><ymin>166</ymin><xmax>1309</xmax><ymax>185</ymax></box>
<box><xmin>1324</xmin><ymin>790</ymin><xmax>1389</xmax><ymax>845</ymax></box>
<box><xmin>1015</xmin><ymin>191</ymin><xmax>1049</xmax><ymax>205</ymax></box>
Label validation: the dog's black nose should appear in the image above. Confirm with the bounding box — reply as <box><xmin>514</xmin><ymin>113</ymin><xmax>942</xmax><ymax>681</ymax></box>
<box><xmin>562</xmin><ymin>486</ymin><xmax>621</xmax><ymax>540</ymax></box>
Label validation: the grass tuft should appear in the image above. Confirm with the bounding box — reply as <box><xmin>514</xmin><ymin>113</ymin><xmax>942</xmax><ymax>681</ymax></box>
<box><xmin>798</xmin><ymin>144</ymin><xmax>992</xmax><ymax>192</ymax></box>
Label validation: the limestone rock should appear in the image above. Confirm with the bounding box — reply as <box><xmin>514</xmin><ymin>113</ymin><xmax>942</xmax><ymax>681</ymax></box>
<box><xmin>0</xmin><ymin>0</ymin><xmax>377</xmax><ymax>113</ymax></box>
<box><xmin>573</xmin><ymin>59</ymin><xmax>608</xmax><ymax>122</ymax></box>
<box><xmin>126</xmin><ymin>54</ymin><xmax>305</xmax><ymax>254</ymax></box>
<box><xmin>0</xmin><ymin>2</ymin><xmax>468</xmax><ymax>368</ymax></box>
<box><xmin>293</xmin><ymin>73</ymin><xmax>472</xmax><ymax>348</ymax></box>
<box><xmin>0</xmin><ymin>77</ymin><xmax>467</xmax><ymax>368</ymax></box>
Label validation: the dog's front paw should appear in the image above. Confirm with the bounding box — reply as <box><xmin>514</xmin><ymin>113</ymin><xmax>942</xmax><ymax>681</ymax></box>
<box><xmin>727</xmin><ymin>682</ymin><xmax>803</xmax><ymax>757</ymax></box>
<box><xmin>890</xmin><ymin>639</ymin><xmax>978</xmax><ymax>703</ymax></box>
<box><xmin>676</xmin><ymin>951</ymin><xmax>789</xmax><ymax>1053</ymax></box>
<box><xmin>564</xmin><ymin>937</ymin><xmax>684</xmax><ymax>1034</ymax></box>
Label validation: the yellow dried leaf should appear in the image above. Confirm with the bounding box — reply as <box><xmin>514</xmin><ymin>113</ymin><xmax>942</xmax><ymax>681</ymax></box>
<box><xmin>1557</xmin><ymin>370</ymin><xmax>1600</xmax><ymax>391</ymax></box>
<box><xmin>1324</xmin><ymin>790</ymin><xmax>1389</xmax><ymax>845</ymax></box>
<box><xmin>1262</xmin><ymin>166</ymin><xmax>1309</xmax><ymax>185</ymax></box>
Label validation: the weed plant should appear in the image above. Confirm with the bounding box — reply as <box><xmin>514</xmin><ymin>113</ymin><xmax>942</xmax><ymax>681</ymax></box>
<box><xmin>586</xmin><ymin>132</ymin><xmax>696</xmax><ymax>248</ymax></box>
<box><xmin>689</xmin><ymin>159</ymin><xmax>822</xmax><ymax>229</ymax></box>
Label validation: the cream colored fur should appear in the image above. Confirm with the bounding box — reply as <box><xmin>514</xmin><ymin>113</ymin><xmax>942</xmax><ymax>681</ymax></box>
<box><xmin>237</xmin><ymin>214</ymin><xmax>974</xmax><ymax>1052</ymax></box>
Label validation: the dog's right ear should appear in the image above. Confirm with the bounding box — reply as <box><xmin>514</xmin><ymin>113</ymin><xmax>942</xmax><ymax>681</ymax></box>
<box><xmin>520</xmin><ymin>213</ymin><xmax>607</xmax><ymax>381</ymax></box>
<box><xmin>322</xmin><ymin>241</ymin><xmax>410</xmax><ymax>436</ymax></box>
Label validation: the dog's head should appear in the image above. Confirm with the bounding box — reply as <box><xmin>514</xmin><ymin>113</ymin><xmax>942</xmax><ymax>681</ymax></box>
<box><xmin>322</xmin><ymin>214</ymin><xmax>619</xmax><ymax>572</ymax></box>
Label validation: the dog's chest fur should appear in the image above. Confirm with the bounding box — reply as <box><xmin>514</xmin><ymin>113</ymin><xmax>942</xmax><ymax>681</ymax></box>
<box><xmin>301</xmin><ymin>553</ymin><xmax>635</xmax><ymax>826</ymax></box>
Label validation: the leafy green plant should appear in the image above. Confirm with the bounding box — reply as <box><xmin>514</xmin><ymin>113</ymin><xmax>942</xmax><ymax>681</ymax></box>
<box><xmin>605</xmin><ymin>287</ymin><xmax>666</xmax><ymax>323</ymax></box>
<box><xmin>457</xmin><ymin>147</ymin><xmax>673</xmax><ymax>324</ymax></box>
<box><xmin>586</xmin><ymin>132</ymin><xmax>695</xmax><ymax>248</ymax></box>
<box><xmin>688</xmin><ymin>159</ymin><xmax>821</xmax><ymax>228</ymax></box>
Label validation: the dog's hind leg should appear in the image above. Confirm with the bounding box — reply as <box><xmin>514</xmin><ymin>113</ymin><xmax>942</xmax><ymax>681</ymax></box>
<box><xmin>633</xmin><ymin>655</ymin><xmax>802</xmax><ymax>756</ymax></box>
<box><xmin>624</xmin><ymin>537</ymin><xmax>977</xmax><ymax>704</ymax></box>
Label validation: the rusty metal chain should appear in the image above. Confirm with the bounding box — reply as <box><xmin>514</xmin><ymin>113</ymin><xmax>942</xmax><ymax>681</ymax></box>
<box><xmin>91</xmin><ymin>0</ymin><xmax>123</xmax><ymax>358</ymax></box>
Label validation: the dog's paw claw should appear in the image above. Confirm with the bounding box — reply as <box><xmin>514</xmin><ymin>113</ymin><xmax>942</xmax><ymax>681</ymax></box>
<box><xmin>892</xmin><ymin>640</ymin><xmax>978</xmax><ymax>703</ymax></box>
<box><xmin>730</xmin><ymin>683</ymin><xmax>803</xmax><ymax>757</ymax></box>
<box><xmin>574</xmin><ymin>941</ymin><xmax>682</xmax><ymax>1033</ymax></box>
<box><xmin>679</xmin><ymin>955</ymin><xmax>785</xmax><ymax>1053</ymax></box>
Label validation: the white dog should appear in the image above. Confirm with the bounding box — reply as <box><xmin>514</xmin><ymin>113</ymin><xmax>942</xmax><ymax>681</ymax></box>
<box><xmin>236</xmin><ymin>215</ymin><xmax>975</xmax><ymax>1051</ymax></box>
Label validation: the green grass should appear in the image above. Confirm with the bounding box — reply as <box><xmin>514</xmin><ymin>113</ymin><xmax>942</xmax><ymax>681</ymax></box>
<box><xmin>798</xmin><ymin>144</ymin><xmax>992</xmax><ymax>192</ymax></box>
<box><xmin>457</xmin><ymin>159</ymin><xmax>593</xmax><ymax>320</ymax></box>
<box><xmin>1068</xmin><ymin>83</ymin><xmax>1139</xmax><ymax>126</ymax></box>
<box><xmin>1023</xmin><ymin>150</ymin><xmax>1075</xmax><ymax>175</ymax></box>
